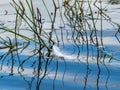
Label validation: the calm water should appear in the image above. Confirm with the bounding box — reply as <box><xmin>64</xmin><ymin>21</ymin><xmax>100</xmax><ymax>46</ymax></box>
<box><xmin>0</xmin><ymin>0</ymin><xmax>120</xmax><ymax>90</ymax></box>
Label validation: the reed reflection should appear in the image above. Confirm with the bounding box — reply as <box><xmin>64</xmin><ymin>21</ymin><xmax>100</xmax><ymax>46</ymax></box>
<box><xmin>0</xmin><ymin>0</ymin><xmax>120</xmax><ymax>90</ymax></box>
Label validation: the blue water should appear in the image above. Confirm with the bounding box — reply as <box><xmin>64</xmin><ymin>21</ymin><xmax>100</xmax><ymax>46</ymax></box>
<box><xmin>0</xmin><ymin>50</ymin><xmax>120</xmax><ymax>90</ymax></box>
<box><xmin>0</xmin><ymin>0</ymin><xmax>120</xmax><ymax>90</ymax></box>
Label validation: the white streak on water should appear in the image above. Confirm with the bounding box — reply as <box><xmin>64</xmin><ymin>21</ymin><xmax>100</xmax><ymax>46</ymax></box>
<box><xmin>53</xmin><ymin>45</ymin><xmax>77</xmax><ymax>60</ymax></box>
<box><xmin>52</xmin><ymin>45</ymin><xmax>117</xmax><ymax>65</ymax></box>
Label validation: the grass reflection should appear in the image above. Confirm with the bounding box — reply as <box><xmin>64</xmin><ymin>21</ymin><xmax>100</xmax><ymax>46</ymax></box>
<box><xmin>0</xmin><ymin>0</ymin><xmax>120</xmax><ymax>90</ymax></box>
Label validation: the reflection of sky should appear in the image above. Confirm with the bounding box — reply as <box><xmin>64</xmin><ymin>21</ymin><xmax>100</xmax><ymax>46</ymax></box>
<box><xmin>0</xmin><ymin>0</ymin><xmax>28</xmax><ymax>16</ymax></box>
<box><xmin>0</xmin><ymin>0</ymin><xmax>120</xmax><ymax>90</ymax></box>
<box><xmin>0</xmin><ymin>0</ymin><xmax>11</xmax><ymax>4</ymax></box>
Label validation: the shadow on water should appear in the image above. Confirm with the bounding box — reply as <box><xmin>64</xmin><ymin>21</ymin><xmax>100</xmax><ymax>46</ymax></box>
<box><xmin>0</xmin><ymin>0</ymin><xmax>120</xmax><ymax>90</ymax></box>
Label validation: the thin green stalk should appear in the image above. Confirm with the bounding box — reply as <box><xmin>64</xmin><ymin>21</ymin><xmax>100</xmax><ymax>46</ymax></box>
<box><xmin>0</xmin><ymin>26</ymin><xmax>51</xmax><ymax>51</ymax></box>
